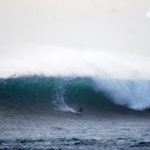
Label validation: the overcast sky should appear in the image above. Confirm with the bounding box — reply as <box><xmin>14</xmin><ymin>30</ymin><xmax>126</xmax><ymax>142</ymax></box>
<box><xmin>0</xmin><ymin>0</ymin><xmax>150</xmax><ymax>79</ymax></box>
<box><xmin>0</xmin><ymin>0</ymin><xmax>150</xmax><ymax>55</ymax></box>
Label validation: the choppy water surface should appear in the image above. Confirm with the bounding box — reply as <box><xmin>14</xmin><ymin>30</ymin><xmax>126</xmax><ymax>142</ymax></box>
<box><xmin>0</xmin><ymin>110</ymin><xmax>150</xmax><ymax>150</ymax></box>
<box><xmin>0</xmin><ymin>75</ymin><xmax>150</xmax><ymax>149</ymax></box>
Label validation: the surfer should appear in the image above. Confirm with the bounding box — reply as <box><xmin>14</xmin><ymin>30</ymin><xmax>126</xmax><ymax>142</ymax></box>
<box><xmin>77</xmin><ymin>107</ymin><xmax>83</xmax><ymax>113</ymax></box>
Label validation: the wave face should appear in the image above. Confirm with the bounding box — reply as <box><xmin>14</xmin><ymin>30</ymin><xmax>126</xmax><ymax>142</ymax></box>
<box><xmin>0</xmin><ymin>75</ymin><xmax>150</xmax><ymax>114</ymax></box>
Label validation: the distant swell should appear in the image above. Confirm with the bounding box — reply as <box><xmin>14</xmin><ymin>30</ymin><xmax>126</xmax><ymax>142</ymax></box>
<box><xmin>0</xmin><ymin>75</ymin><xmax>150</xmax><ymax>114</ymax></box>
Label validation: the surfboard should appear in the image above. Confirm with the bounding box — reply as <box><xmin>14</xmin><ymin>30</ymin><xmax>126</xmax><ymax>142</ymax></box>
<box><xmin>73</xmin><ymin>111</ymin><xmax>82</xmax><ymax>115</ymax></box>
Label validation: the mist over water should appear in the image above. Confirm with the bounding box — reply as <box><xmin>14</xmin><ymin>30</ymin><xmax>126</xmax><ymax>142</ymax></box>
<box><xmin>0</xmin><ymin>44</ymin><xmax>150</xmax><ymax>80</ymax></box>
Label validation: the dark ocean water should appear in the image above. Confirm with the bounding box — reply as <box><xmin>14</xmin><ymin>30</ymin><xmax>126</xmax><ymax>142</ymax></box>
<box><xmin>0</xmin><ymin>113</ymin><xmax>150</xmax><ymax>150</ymax></box>
<box><xmin>0</xmin><ymin>75</ymin><xmax>150</xmax><ymax>150</ymax></box>
<box><xmin>1</xmin><ymin>138</ymin><xmax>150</xmax><ymax>150</ymax></box>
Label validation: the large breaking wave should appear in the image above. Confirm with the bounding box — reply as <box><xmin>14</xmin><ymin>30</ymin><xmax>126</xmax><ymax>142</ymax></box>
<box><xmin>0</xmin><ymin>75</ymin><xmax>150</xmax><ymax>114</ymax></box>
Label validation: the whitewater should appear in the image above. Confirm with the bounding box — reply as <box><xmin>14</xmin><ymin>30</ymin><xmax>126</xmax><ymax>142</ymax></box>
<box><xmin>0</xmin><ymin>45</ymin><xmax>150</xmax><ymax>150</ymax></box>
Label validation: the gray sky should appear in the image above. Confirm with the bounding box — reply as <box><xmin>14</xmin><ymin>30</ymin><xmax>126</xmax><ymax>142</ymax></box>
<box><xmin>0</xmin><ymin>0</ymin><xmax>150</xmax><ymax>54</ymax></box>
